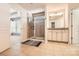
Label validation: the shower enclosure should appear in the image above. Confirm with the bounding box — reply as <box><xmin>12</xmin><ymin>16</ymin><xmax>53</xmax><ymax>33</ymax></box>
<box><xmin>33</xmin><ymin>12</ymin><xmax>45</xmax><ymax>37</ymax></box>
<box><xmin>27</xmin><ymin>11</ymin><xmax>45</xmax><ymax>39</ymax></box>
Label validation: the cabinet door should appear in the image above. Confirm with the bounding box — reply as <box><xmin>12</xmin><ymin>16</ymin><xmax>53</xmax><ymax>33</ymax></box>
<box><xmin>56</xmin><ymin>30</ymin><xmax>62</xmax><ymax>41</ymax></box>
<box><xmin>52</xmin><ymin>30</ymin><xmax>57</xmax><ymax>41</ymax></box>
<box><xmin>62</xmin><ymin>30</ymin><xmax>68</xmax><ymax>42</ymax></box>
<box><xmin>47</xmin><ymin>30</ymin><xmax>52</xmax><ymax>40</ymax></box>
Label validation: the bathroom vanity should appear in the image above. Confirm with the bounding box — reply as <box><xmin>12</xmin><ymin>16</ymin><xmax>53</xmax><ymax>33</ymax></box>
<box><xmin>47</xmin><ymin>28</ymin><xmax>68</xmax><ymax>43</ymax></box>
<box><xmin>47</xmin><ymin>10</ymin><xmax>69</xmax><ymax>43</ymax></box>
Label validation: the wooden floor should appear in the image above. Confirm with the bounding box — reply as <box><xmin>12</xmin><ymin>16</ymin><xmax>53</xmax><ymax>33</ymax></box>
<box><xmin>0</xmin><ymin>36</ymin><xmax>79</xmax><ymax>56</ymax></box>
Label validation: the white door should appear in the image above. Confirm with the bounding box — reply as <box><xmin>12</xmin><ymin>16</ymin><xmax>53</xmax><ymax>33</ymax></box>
<box><xmin>72</xmin><ymin>9</ymin><xmax>79</xmax><ymax>44</ymax></box>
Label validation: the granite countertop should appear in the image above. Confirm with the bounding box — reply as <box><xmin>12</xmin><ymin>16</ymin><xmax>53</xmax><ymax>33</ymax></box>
<box><xmin>48</xmin><ymin>28</ymin><xmax>69</xmax><ymax>30</ymax></box>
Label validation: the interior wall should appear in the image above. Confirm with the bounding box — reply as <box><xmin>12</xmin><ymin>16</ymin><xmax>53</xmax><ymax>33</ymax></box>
<box><xmin>69</xmin><ymin>3</ymin><xmax>79</xmax><ymax>10</ymax></box>
<box><xmin>0</xmin><ymin>4</ymin><xmax>10</xmax><ymax>53</ymax></box>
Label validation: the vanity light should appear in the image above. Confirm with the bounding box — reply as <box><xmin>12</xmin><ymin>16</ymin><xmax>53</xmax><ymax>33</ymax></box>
<box><xmin>56</xmin><ymin>12</ymin><xmax>63</xmax><ymax>16</ymax></box>
<box><xmin>49</xmin><ymin>11</ymin><xmax>64</xmax><ymax>20</ymax></box>
<box><xmin>49</xmin><ymin>12</ymin><xmax>63</xmax><ymax>16</ymax></box>
<box><xmin>49</xmin><ymin>13</ymin><xmax>56</xmax><ymax>16</ymax></box>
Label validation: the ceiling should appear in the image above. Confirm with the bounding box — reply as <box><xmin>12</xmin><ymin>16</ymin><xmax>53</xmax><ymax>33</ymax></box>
<box><xmin>10</xmin><ymin>3</ymin><xmax>71</xmax><ymax>10</ymax></box>
<box><xmin>18</xmin><ymin>3</ymin><xmax>46</xmax><ymax>10</ymax></box>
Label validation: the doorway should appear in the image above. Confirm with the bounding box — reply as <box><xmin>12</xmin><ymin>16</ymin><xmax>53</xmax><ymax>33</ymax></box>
<box><xmin>71</xmin><ymin>8</ymin><xmax>79</xmax><ymax>44</ymax></box>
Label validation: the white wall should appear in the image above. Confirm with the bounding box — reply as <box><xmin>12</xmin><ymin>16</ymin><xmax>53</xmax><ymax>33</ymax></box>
<box><xmin>0</xmin><ymin>4</ymin><xmax>10</xmax><ymax>53</ymax></box>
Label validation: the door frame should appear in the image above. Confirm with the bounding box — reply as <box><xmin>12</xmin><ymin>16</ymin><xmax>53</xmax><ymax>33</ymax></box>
<box><xmin>70</xmin><ymin>8</ymin><xmax>79</xmax><ymax>44</ymax></box>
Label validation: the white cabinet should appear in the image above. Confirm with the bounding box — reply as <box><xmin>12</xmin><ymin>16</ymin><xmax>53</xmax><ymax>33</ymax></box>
<box><xmin>52</xmin><ymin>30</ymin><xmax>57</xmax><ymax>41</ymax></box>
<box><xmin>47</xmin><ymin>29</ymin><xmax>68</xmax><ymax>43</ymax></box>
<box><xmin>62</xmin><ymin>30</ymin><xmax>68</xmax><ymax>42</ymax></box>
<box><xmin>56</xmin><ymin>30</ymin><xmax>62</xmax><ymax>41</ymax></box>
<box><xmin>47</xmin><ymin>30</ymin><xmax>52</xmax><ymax>40</ymax></box>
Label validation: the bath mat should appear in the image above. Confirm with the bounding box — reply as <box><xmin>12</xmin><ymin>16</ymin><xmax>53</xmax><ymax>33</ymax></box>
<box><xmin>22</xmin><ymin>40</ymin><xmax>42</xmax><ymax>47</ymax></box>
